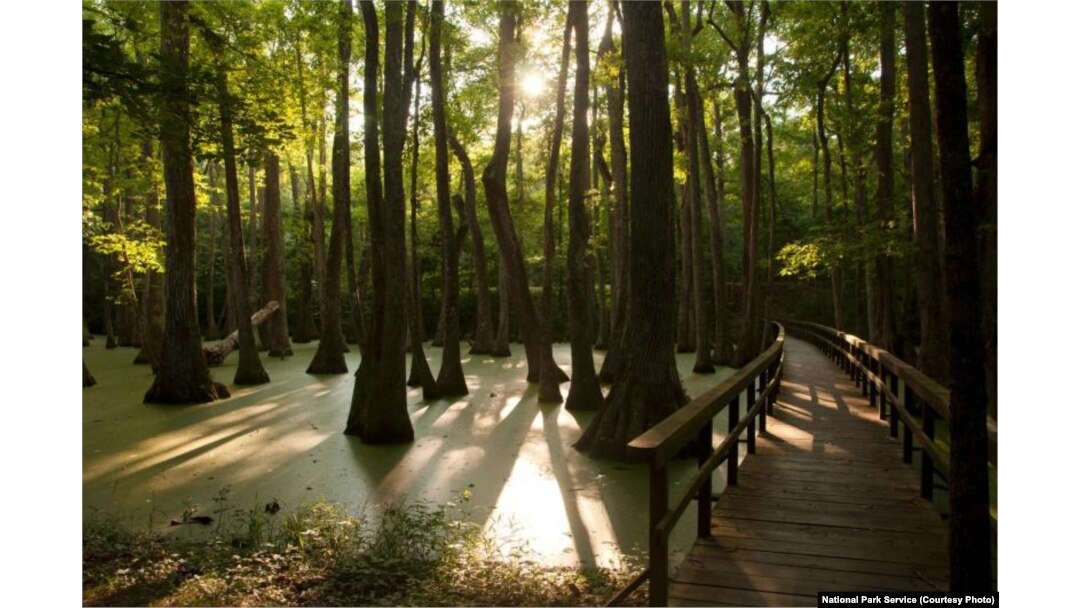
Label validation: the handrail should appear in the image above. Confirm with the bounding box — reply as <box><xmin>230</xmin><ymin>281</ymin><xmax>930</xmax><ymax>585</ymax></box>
<box><xmin>782</xmin><ymin>319</ymin><xmax>997</xmax><ymax>503</ymax></box>
<box><xmin>607</xmin><ymin>323</ymin><xmax>786</xmax><ymax>607</ymax></box>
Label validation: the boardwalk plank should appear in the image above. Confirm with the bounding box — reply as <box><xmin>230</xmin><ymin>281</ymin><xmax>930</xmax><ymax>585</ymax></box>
<box><xmin>669</xmin><ymin>336</ymin><xmax>949</xmax><ymax>606</ymax></box>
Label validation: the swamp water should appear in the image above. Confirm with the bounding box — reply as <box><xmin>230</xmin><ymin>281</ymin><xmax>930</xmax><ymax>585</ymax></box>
<box><xmin>83</xmin><ymin>339</ymin><xmax>743</xmax><ymax>569</ymax></box>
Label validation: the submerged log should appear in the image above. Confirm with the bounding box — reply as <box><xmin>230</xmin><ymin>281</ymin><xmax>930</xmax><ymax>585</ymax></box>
<box><xmin>204</xmin><ymin>301</ymin><xmax>280</xmax><ymax>367</ymax></box>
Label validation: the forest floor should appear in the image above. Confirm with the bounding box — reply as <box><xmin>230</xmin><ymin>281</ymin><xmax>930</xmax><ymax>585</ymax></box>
<box><xmin>83</xmin><ymin>338</ymin><xmax>740</xmax><ymax>574</ymax></box>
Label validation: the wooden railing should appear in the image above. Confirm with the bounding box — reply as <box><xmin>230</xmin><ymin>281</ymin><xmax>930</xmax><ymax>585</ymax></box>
<box><xmin>782</xmin><ymin>320</ymin><xmax>997</xmax><ymax>505</ymax></box>
<box><xmin>606</xmin><ymin>323</ymin><xmax>786</xmax><ymax>607</ymax></box>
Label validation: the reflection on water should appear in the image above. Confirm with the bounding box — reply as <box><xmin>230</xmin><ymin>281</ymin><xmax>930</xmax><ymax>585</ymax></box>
<box><xmin>83</xmin><ymin>339</ymin><xmax>739</xmax><ymax>569</ymax></box>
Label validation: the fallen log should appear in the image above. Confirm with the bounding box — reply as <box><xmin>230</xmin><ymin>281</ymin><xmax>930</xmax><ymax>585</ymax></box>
<box><xmin>204</xmin><ymin>301</ymin><xmax>280</xmax><ymax>367</ymax></box>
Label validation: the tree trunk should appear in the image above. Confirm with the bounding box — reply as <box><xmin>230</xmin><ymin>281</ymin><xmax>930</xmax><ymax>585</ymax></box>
<box><xmin>262</xmin><ymin>152</ymin><xmax>292</xmax><ymax>357</ymax></box>
<box><xmin>346</xmin><ymin>0</ymin><xmax>415</xmax><ymax>443</ymax></box>
<box><xmin>928</xmin><ymin>1</ymin><xmax>992</xmax><ymax>592</ymax></box>
<box><xmin>816</xmin><ymin>50</ymin><xmax>843</xmax><ymax>332</ymax></box>
<box><xmin>290</xmin><ymin>162</ymin><xmax>318</xmax><ymax>343</ymax></box>
<box><xmin>706</xmin><ymin>99</ymin><xmax>730</xmax><ymax>365</ymax></box>
<box><xmin>306</xmin><ymin>0</ymin><xmax>352</xmax><ymax>375</ymax></box>
<box><xmin>429</xmin><ymin>0</ymin><xmax>468</xmax><ymax>397</ymax></box>
<box><xmin>678</xmin><ymin>1</ymin><xmax>715</xmax><ymax>374</ymax></box>
<box><xmin>575</xmin><ymin>0</ymin><xmax>687</xmax><ymax>459</ymax></box>
<box><xmin>450</xmin><ymin>134</ymin><xmax>496</xmax><ymax>354</ymax></box>
<box><xmin>598</xmin><ymin>1</ymin><xmax>629</xmax><ymax>382</ymax></box>
<box><xmin>563</xmin><ymin>0</ymin><xmax>603</xmax><ymax>411</ymax></box>
<box><xmin>145</xmin><ymin>0</ymin><xmax>227</xmax><ymax>404</ymax></box>
<box><xmin>204</xmin><ymin>172</ymin><xmax>220</xmax><ymax>341</ymax></box>
<box><xmin>214</xmin><ymin>60</ymin><xmax>269</xmax><ymax>386</ymax></box>
<box><xmin>873</xmin><ymin>2</ymin><xmax>897</xmax><ymax>350</ymax></box>
<box><xmin>203</xmin><ymin>301</ymin><xmax>281</xmax><ymax>367</ymax></box>
<box><xmin>136</xmin><ymin>139</ymin><xmax>165</xmax><ymax>366</ymax></box>
<box><xmin>904</xmin><ymin>1</ymin><xmax>948</xmax><ymax>383</ymax></box>
<box><xmin>84</xmin><ymin>360</ymin><xmax>97</xmax><ymax>388</ymax></box>
<box><xmin>247</xmin><ymin>164</ymin><xmax>261</xmax><ymax>336</ymax></box>
<box><xmin>481</xmin><ymin>3</ymin><xmax>566</xmax><ymax>404</ymax></box>
<box><xmin>676</xmin><ymin>178</ymin><xmax>694</xmax><ymax>353</ymax></box>
<box><xmin>975</xmin><ymin>1</ymin><xmax>997</xmax><ymax>420</ymax></box>
<box><xmin>493</xmin><ymin>260</ymin><xmax>512</xmax><ymax>357</ymax></box>
<box><xmin>543</xmin><ymin>12</ymin><xmax>574</xmax><ymax>339</ymax></box>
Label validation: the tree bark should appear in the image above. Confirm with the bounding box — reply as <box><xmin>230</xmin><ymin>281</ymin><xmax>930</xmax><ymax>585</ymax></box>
<box><xmin>873</xmin><ymin>2</ymin><xmax>897</xmax><ymax>350</ymax></box>
<box><xmin>904</xmin><ymin>1</ymin><xmax>948</xmax><ymax>383</ymax></box>
<box><xmin>575</xmin><ymin>0</ymin><xmax>687</xmax><ymax>459</ymax></box>
<box><xmin>928</xmin><ymin>1</ymin><xmax>992</xmax><ymax>592</ymax></box>
<box><xmin>214</xmin><ymin>59</ymin><xmax>269</xmax><ymax>386</ymax></box>
<box><xmin>543</xmin><ymin>12</ymin><xmax>574</xmax><ymax>339</ymax></box>
<box><xmin>145</xmin><ymin>0</ymin><xmax>227</xmax><ymax>404</ymax></box>
<box><xmin>481</xmin><ymin>2</ymin><xmax>566</xmax><ymax>404</ymax></box>
<box><xmin>816</xmin><ymin>49</ymin><xmax>844</xmax><ymax>332</ymax></box>
<box><xmin>430</xmin><ymin>0</ymin><xmax>468</xmax><ymax>396</ymax></box>
<box><xmin>346</xmin><ymin>0</ymin><xmax>415</xmax><ymax>443</ymax></box>
<box><xmin>975</xmin><ymin>1</ymin><xmax>997</xmax><ymax>420</ymax></box>
<box><xmin>203</xmin><ymin>301</ymin><xmax>281</xmax><ymax>367</ymax></box>
<box><xmin>678</xmin><ymin>0</ymin><xmax>715</xmax><ymax>374</ymax></box>
<box><xmin>136</xmin><ymin>139</ymin><xmax>165</xmax><ymax>366</ymax></box>
<box><xmin>262</xmin><ymin>152</ymin><xmax>292</xmax><ymax>357</ymax></box>
<box><xmin>450</xmin><ymin>134</ymin><xmax>496</xmax><ymax>355</ymax></box>
<box><xmin>598</xmin><ymin>1</ymin><xmax>629</xmax><ymax>383</ymax></box>
<box><xmin>706</xmin><ymin>99</ymin><xmax>730</xmax><ymax>365</ymax></box>
<box><xmin>564</xmin><ymin>0</ymin><xmax>603</xmax><ymax>411</ymax></box>
<box><xmin>204</xmin><ymin>170</ymin><xmax>220</xmax><ymax>342</ymax></box>
<box><xmin>306</xmin><ymin>0</ymin><xmax>353</xmax><ymax>375</ymax></box>
<box><xmin>290</xmin><ymin>162</ymin><xmax>318</xmax><ymax>342</ymax></box>
<box><xmin>84</xmin><ymin>360</ymin><xmax>97</xmax><ymax>388</ymax></box>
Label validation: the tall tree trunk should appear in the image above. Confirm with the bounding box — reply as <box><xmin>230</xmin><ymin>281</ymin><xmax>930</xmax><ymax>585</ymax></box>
<box><xmin>543</xmin><ymin>12</ymin><xmax>574</xmax><ymax>338</ymax></box>
<box><xmin>306</xmin><ymin>0</ymin><xmax>352</xmax><ymax>375</ymax></box>
<box><xmin>450</xmin><ymin>134</ymin><xmax>496</xmax><ymax>354</ymax></box>
<box><xmin>975</xmin><ymin>1</ymin><xmax>997</xmax><ymax>420</ymax></box>
<box><xmin>816</xmin><ymin>50</ymin><xmax>844</xmax><ymax>332</ymax></box>
<box><xmin>928</xmin><ymin>1</ymin><xmax>992</xmax><ymax>592</ymax></box>
<box><xmin>145</xmin><ymin>0</ymin><xmax>227</xmax><ymax>404</ymax></box>
<box><xmin>598</xmin><ymin>1</ymin><xmax>629</xmax><ymax>382</ymax></box>
<box><xmin>290</xmin><ymin>162</ymin><xmax>318</xmax><ymax>342</ymax></box>
<box><xmin>205</xmin><ymin>166</ymin><xmax>222</xmax><ymax>341</ymax></box>
<box><xmin>676</xmin><ymin>181</ymin><xmax>694</xmax><ymax>353</ymax></box>
<box><xmin>575</xmin><ymin>0</ymin><xmax>687</xmax><ymax>459</ymax></box>
<box><xmin>262</xmin><ymin>152</ymin><xmax>292</xmax><ymax>357</ymax></box>
<box><xmin>247</xmin><ymin>164</ymin><xmax>261</xmax><ymax>325</ymax></box>
<box><xmin>430</xmin><ymin>0</ymin><xmax>468</xmax><ymax>396</ymax></box>
<box><xmin>904</xmin><ymin>1</ymin><xmax>948</xmax><ymax>383</ymax></box>
<box><xmin>481</xmin><ymin>3</ymin><xmax>566</xmax><ymax>404</ymax></box>
<box><xmin>214</xmin><ymin>58</ymin><xmax>269</xmax><ymax>386</ymax></box>
<box><xmin>406</xmin><ymin>37</ymin><xmax>437</xmax><ymax>393</ymax></box>
<box><xmin>136</xmin><ymin>139</ymin><xmax>165</xmax><ymax>366</ymax></box>
<box><xmin>761</xmin><ymin>110</ymin><xmax>778</xmax><ymax>349</ymax></box>
<box><xmin>347</xmin><ymin>0</ymin><xmax>415</xmax><ymax>443</ymax></box>
<box><xmin>494</xmin><ymin>261</ymin><xmax>512</xmax><ymax>356</ymax></box>
<box><xmin>874</xmin><ymin>2</ymin><xmax>897</xmax><ymax>350</ymax></box>
<box><xmin>706</xmin><ymin>99</ymin><xmax>730</xmax><ymax>365</ymax></box>
<box><xmin>679</xmin><ymin>0</ymin><xmax>715</xmax><ymax>374</ymax></box>
<box><xmin>564</xmin><ymin>0</ymin><xmax>603</xmax><ymax>411</ymax></box>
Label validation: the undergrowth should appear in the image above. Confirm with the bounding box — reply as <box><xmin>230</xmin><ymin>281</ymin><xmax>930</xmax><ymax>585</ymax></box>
<box><xmin>83</xmin><ymin>491</ymin><xmax>648</xmax><ymax>606</ymax></box>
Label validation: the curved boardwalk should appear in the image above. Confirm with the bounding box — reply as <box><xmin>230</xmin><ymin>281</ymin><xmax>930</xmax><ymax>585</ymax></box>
<box><xmin>669</xmin><ymin>337</ymin><xmax>949</xmax><ymax>607</ymax></box>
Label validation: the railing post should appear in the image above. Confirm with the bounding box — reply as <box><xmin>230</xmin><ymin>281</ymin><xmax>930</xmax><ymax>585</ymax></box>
<box><xmin>869</xmin><ymin>357</ymin><xmax>879</xmax><ymax>410</ymax></box>
<box><xmin>902</xmin><ymin>385</ymin><xmax>915</xmax><ymax>463</ymax></box>
<box><xmin>727</xmin><ymin>397</ymin><xmax>739</xmax><ymax>486</ymax></box>
<box><xmin>921</xmin><ymin>407</ymin><xmax>935</xmax><ymax>500</ymax></box>
<box><xmin>860</xmin><ymin>350</ymin><xmax>870</xmax><ymax>397</ymax></box>
<box><xmin>696</xmin><ymin>422</ymin><xmax>712</xmax><ymax>539</ymax></box>
<box><xmin>746</xmin><ymin>382</ymin><xmax>757</xmax><ymax>454</ymax></box>
<box><xmin>648</xmin><ymin>463</ymin><xmax>669</xmax><ymax>607</ymax></box>
<box><xmin>758</xmin><ymin>369</ymin><xmax>768</xmax><ymax>433</ymax></box>
<box><xmin>885</xmin><ymin>367</ymin><xmax>894</xmax><ymax>427</ymax></box>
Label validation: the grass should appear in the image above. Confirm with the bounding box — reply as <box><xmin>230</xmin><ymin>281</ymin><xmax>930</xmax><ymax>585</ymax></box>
<box><xmin>83</xmin><ymin>492</ymin><xmax>648</xmax><ymax>606</ymax></box>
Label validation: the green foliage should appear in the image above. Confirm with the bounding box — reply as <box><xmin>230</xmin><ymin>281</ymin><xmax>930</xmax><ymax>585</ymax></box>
<box><xmin>83</xmin><ymin>496</ymin><xmax>645</xmax><ymax>607</ymax></box>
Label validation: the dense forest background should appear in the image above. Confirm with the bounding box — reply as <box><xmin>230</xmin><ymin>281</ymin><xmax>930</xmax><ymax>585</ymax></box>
<box><xmin>0</xmin><ymin>0</ymin><xmax>1074</xmax><ymax>603</ymax></box>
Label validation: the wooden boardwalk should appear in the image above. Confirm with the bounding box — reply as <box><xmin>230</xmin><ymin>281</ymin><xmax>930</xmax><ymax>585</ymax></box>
<box><xmin>669</xmin><ymin>337</ymin><xmax>950</xmax><ymax>607</ymax></box>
